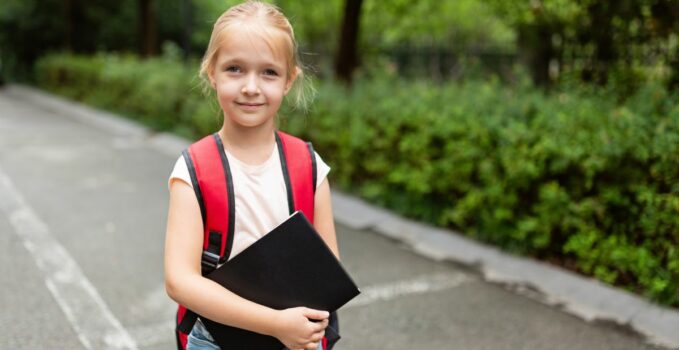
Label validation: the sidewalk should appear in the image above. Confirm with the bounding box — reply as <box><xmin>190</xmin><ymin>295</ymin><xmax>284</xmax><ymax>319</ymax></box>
<box><xmin>1</xmin><ymin>84</ymin><xmax>677</xmax><ymax>349</ymax></box>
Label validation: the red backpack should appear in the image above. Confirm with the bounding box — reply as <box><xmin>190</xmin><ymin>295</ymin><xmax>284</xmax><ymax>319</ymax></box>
<box><xmin>174</xmin><ymin>130</ymin><xmax>339</xmax><ymax>349</ymax></box>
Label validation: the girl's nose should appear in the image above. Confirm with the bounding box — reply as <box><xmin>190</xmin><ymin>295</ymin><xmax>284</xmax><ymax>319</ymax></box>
<box><xmin>241</xmin><ymin>74</ymin><xmax>260</xmax><ymax>95</ymax></box>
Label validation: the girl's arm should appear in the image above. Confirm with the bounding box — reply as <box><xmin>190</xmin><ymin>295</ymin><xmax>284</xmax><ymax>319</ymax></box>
<box><xmin>313</xmin><ymin>178</ymin><xmax>340</xmax><ymax>260</ymax></box>
<box><xmin>164</xmin><ymin>180</ymin><xmax>328</xmax><ymax>349</ymax></box>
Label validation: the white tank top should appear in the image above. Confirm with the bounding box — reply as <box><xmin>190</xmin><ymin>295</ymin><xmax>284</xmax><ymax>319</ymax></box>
<box><xmin>168</xmin><ymin>142</ymin><xmax>330</xmax><ymax>260</ymax></box>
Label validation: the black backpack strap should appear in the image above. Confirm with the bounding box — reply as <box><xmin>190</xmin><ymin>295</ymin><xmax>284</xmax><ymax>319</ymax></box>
<box><xmin>306</xmin><ymin>142</ymin><xmax>317</xmax><ymax>194</ymax></box>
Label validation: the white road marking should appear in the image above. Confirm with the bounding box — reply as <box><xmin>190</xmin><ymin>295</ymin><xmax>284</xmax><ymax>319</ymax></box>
<box><xmin>345</xmin><ymin>272</ymin><xmax>472</xmax><ymax>309</ymax></box>
<box><xmin>127</xmin><ymin>272</ymin><xmax>473</xmax><ymax>347</ymax></box>
<box><xmin>0</xmin><ymin>166</ymin><xmax>139</xmax><ymax>350</ymax></box>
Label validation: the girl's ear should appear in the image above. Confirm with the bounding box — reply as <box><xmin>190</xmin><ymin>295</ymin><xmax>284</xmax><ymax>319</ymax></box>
<box><xmin>284</xmin><ymin>67</ymin><xmax>300</xmax><ymax>95</ymax></box>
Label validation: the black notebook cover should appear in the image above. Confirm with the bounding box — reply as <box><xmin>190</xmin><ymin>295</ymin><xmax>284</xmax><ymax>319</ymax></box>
<box><xmin>199</xmin><ymin>211</ymin><xmax>360</xmax><ymax>349</ymax></box>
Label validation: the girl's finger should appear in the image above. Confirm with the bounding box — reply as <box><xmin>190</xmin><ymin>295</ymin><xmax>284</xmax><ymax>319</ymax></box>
<box><xmin>301</xmin><ymin>308</ymin><xmax>329</xmax><ymax>321</ymax></box>
<box><xmin>310</xmin><ymin>330</ymin><xmax>325</xmax><ymax>342</ymax></box>
<box><xmin>310</xmin><ymin>319</ymin><xmax>327</xmax><ymax>333</ymax></box>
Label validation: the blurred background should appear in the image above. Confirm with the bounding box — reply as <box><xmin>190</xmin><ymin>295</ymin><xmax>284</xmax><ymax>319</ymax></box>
<box><xmin>1</xmin><ymin>0</ymin><xmax>678</xmax><ymax>311</ymax></box>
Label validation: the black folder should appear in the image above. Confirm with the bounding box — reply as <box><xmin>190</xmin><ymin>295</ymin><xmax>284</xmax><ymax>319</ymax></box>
<box><xmin>198</xmin><ymin>211</ymin><xmax>361</xmax><ymax>349</ymax></box>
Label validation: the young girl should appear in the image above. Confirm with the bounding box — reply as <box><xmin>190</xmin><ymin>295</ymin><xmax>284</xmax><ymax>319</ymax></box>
<box><xmin>164</xmin><ymin>2</ymin><xmax>340</xmax><ymax>350</ymax></box>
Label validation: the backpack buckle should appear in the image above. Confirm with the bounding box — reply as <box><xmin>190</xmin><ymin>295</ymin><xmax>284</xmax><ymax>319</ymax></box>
<box><xmin>201</xmin><ymin>251</ymin><xmax>222</xmax><ymax>274</ymax></box>
<box><xmin>201</xmin><ymin>231</ymin><xmax>226</xmax><ymax>274</ymax></box>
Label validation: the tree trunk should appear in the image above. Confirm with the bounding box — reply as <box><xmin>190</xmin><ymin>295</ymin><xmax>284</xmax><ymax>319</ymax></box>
<box><xmin>517</xmin><ymin>23</ymin><xmax>553</xmax><ymax>88</ymax></box>
<box><xmin>139</xmin><ymin>0</ymin><xmax>158</xmax><ymax>57</ymax></box>
<box><xmin>589</xmin><ymin>2</ymin><xmax>615</xmax><ymax>85</ymax></box>
<box><xmin>334</xmin><ymin>0</ymin><xmax>363</xmax><ymax>83</ymax></box>
<box><xmin>63</xmin><ymin>0</ymin><xmax>73</xmax><ymax>52</ymax></box>
<box><xmin>669</xmin><ymin>46</ymin><xmax>679</xmax><ymax>91</ymax></box>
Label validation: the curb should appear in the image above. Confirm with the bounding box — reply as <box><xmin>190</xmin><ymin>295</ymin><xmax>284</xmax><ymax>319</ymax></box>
<box><xmin>6</xmin><ymin>84</ymin><xmax>679</xmax><ymax>349</ymax></box>
<box><xmin>332</xmin><ymin>193</ymin><xmax>679</xmax><ymax>349</ymax></box>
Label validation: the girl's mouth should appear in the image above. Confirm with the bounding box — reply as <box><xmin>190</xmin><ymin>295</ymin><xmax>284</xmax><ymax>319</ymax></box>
<box><xmin>236</xmin><ymin>102</ymin><xmax>265</xmax><ymax>110</ymax></box>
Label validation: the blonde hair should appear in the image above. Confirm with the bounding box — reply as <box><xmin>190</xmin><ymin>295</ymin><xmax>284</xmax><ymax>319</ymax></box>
<box><xmin>199</xmin><ymin>1</ymin><xmax>313</xmax><ymax>111</ymax></box>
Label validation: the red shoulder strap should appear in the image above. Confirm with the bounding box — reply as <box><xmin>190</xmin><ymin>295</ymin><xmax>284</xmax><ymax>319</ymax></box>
<box><xmin>276</xmin><ymin>130</ymin><xmax>316</xmax><ymax>224</ymax></box>
<box><xmin>176</xmin><ymin>133</ymin><xmax>236</xmax><ymax>344</ymax></box>
<box><xmin>184</xmin><ymin>133</ymin><xmax>235</xmax><ymax>263</ymax></box>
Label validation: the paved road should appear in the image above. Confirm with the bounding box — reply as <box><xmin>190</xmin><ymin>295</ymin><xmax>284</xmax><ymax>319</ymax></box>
<box><xmin>0</xmin><ymin>88</ymin><xmax>665</xmax><ymax>349</ymax></box>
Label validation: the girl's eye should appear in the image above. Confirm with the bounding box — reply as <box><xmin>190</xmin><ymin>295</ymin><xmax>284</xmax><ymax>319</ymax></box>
<box><xmin>263</xmin><ymin>69</ymin><xmax>279</xmax><ymax>76</ymax></box>
<box><xmin>225</xmin><ymin>65</ymin><xmax>241</xmax><ymax>73</ymax></box>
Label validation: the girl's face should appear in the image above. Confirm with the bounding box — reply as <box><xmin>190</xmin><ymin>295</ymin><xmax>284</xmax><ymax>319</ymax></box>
<box><xmin>210</xmin><ymin>27</ymin><xmax>295</xmax><ymax>130</ymax></box>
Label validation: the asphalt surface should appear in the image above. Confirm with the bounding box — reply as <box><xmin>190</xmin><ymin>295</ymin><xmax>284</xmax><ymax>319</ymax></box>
<box><xmin>0</xmin><ymin>87</ymin><xmax>666</xmax><ymax>349</ymax></box>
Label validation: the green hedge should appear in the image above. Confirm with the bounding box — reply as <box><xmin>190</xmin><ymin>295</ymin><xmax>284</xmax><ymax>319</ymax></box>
<box><xmin>35</xmin><ymin>53</ymin><xmax>679</xmax><ymax>306</ymax></box>
<box><xmin>34</xmin><ymin>52</ymin><xmax>223</xmax><ymax>137</ymax></box>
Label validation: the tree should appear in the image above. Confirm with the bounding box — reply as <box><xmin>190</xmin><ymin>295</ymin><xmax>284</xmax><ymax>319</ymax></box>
<box><xmin>139</xmin><ymin>0</ymin><xmax>158</xmax><ymax>57</ymax></box>
<box><xmin>484</xmin><ymin>0</ymin><xmax>679</xmax><ymax>89</ymax></box>
<box><xmin>483</xmin><ymin>0</ymin><xmax>580</xmax><ymax>87</ymax></box>
<box><xmin>334</xmin><ymin>0</ymin><xmax>363</xmax><ymax>83</ymax></box>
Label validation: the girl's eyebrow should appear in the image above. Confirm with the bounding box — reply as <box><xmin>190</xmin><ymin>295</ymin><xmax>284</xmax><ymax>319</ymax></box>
<box><xmin>218</xmin><ymin>56</ymin><xmax>284</xmax><ymax>69</ymax></box>
<box><xmin>217</xmin><ymin>57</ymin><xmax>244</xmax><ymax>65</ymax></box>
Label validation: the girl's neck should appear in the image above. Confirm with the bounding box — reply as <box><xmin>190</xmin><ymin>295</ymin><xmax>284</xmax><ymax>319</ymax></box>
<box><xmin>218</xmin><ymin>120</ymin><xmax>277</xmax><ymax>166</ymax></box>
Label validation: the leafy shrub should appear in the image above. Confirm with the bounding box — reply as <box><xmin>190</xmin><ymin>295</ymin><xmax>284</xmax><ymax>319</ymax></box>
<box><xmin>34</xmin><ymin>52</ymin><xmax>221</xmax><ymax>136</ymax></box>
<box><xmin>284</xmin><ymin>78</ymin><xmax>679</xmax><ymax>306</ymax></box>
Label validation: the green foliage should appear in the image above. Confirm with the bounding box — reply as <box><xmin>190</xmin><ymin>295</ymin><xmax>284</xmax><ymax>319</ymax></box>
<box><xmin>483</xmin><ymin>0</ymin><xmax>679</xmax><ymax>87</ymax></box>
<box><xmin>189</xmin><ymin>0</ymin><xmax>513</xmax><ymax>52</ymax></box>
<box><xmin>283</xmin><ymin>76</ymin><xmax>679</xmax><ymax>306</ymax></box>
<box><xmin>362</xmin><ymin>0</ymin><xmax>514</xmax><ymax>49</ymax></box>
<box><xmin>482</xmin><ymin>0</ymin><xmax>583</xmax><ymax>26</ymax></box>
<box><xmin>188</xmin><ymin>0</ymin><xmax>514</xmax><ymax>77</ymax></box>
<box><xmin>34</xmin><ymin>53</ymin><xmax>679</xmax><ymax>307</ymax></box>
<box><xmin>34</xmin><ymin>50</ymin><xmax>221</xmax><ymax>136</ymax></box>
<box><xmin>275</xmin><ymin>0</ymin><xmax>343</xmax><ymax>49</ymax></box>
<box><xmin>0</xmin><ymin>0</ymin><xmax>65</xmax><ymax>80</ymax></box>
<box><xmin>190</xmin><ymin>0</ymin><xmax>244</xmax><ymax>50</ymax></box>
<box><xmin>0</xmin><ymin>0</ymin><xmax>141</xmax><ymax>81</ymax></box>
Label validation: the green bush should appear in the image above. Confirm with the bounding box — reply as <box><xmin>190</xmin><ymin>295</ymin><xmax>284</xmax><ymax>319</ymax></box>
<box><xmin>34</xmin><ymin>51</ymin><xmax>222</xmax><ymax>136</ymax></box>
<box><xmin>34</xmin><ymin>53</ymin><xmax>679</xmax><ymax>306</ymax></box>
<box><xmin>284</xmin><ymin>78</ymin><xmax>679</xmax><ymax>306</ymax></box>
<box><xmin>34</xmin><ymin>54</ymin><xmax>105</xmax><ymax>100</ymax></box>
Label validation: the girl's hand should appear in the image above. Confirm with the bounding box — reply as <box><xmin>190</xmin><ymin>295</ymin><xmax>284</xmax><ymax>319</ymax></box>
<box><xmin>272</xmin><ymin>307</ymin><xmax>329</xmax><ymax>350</ymax></box>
